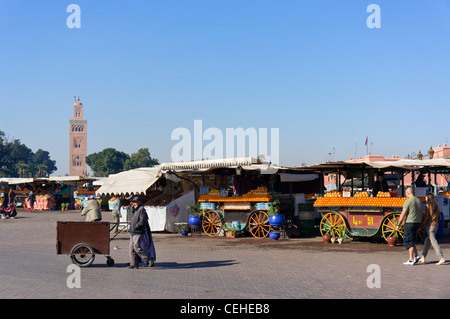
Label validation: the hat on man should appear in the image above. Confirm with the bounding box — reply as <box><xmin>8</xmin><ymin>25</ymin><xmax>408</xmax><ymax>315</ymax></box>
<box><xmin>130</xmin><ymin>196</ymin><xmax>141</xmax><ymax>203</ymax></box>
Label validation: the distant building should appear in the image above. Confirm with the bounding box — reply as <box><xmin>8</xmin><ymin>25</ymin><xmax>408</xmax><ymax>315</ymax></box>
<box><xmin>69</xmin><ymin>96</ymin><xmax>88</xmax><ymax>176</ymax></box>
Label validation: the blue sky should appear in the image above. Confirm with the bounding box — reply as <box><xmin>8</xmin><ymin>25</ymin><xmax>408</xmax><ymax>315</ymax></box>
<box><xmin>1</xmin><ymin>0</ymin><xmax>450</xmax><ymax>175</ymax></box>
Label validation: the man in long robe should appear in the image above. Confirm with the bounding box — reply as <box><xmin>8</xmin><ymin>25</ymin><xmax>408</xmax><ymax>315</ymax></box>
<box><xmin>128</xmin><ymin>196</ymin><xmax>156</xmax><ymax>269</ymax></box>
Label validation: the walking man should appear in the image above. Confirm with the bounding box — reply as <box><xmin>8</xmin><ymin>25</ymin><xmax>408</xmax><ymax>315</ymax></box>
<box><xmin>395</xmin><ymin>187</ymin><xmax>422</xmax><ymax>265</ymax></box>
<box><xmin>128</xmin><ymin>196</ymin><xmax>156</xmax><ymax>269</ymax></box>
<box><xmin>27</xmin><ymin>191</ymin><xmax>36</xmax><ymax>212</ymax></box>
<box><xmin>111</xmin><ymin>196</ymin><xmax>121</xmax><ymax>234</ymax></box>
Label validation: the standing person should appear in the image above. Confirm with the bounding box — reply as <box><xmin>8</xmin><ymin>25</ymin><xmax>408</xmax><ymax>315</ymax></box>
<box><xmin>418</xmin><ymin>194</ymin><xmax>446</xmax><ymax>265</ymax></box>
<box><xmin>111</xmin><ymin>195</ymin><xmax>121</xmax><ymax>234</ymax></box>
<box><xmin>415</xmin><ymin>174</ymin><xmax>427</xmax><ymax>187</ymax></box>
<box><xmin>128</xmin><ymin>196</ymin><xmax>156</xmax><ymax>269</ymax></box>
<box><xmin>2</xmin><ymin>189</ymin><xmax>9</xmax><ymax>209</ymax></box>
<box><xmin>80</xmin><ymin>195</ymin><xmax>102</xmax><ymax>221</ymax></box>
<box><xmin>372</xmin><ymin>172</ymin><xmax>389</xmax><ymax>197</ymax></box>
<box><xmin>27</xmin><ymin>191</ymin><xmax>36</xmax><ymax>212</ymax></box>
<box><xmin>8</xmin><ymin>189</ymin><xmax>15</xmax><ymax>206</ymax></box>
<box><xmin>395</xmin><ymin>187</ymin><xmax>422</xmax><ymax>265</ymax></box>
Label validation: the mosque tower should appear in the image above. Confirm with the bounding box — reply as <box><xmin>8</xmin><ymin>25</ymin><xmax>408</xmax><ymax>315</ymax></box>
<box><xmin>69</xmin><ymin>96</ymin><xmax>88</xmax><ymax>176</ymax></box>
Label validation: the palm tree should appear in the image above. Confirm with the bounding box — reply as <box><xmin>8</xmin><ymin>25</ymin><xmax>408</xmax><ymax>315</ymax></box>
<box><xmin>15</xmin><ymin>162</ymin><xmax>27</xmax><ymax>178</ymax></box>
<box><xmin>37</xmin><ymin>164</ymin><xmax>48</xmax><ymax>177</ymax></box>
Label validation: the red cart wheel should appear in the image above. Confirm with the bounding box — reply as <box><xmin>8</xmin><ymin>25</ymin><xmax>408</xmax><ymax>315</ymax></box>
<box><xmin>248</xmin><ymin>210</ymin><xmax>270</xmax><ymax>238</ymax></box>
<box><xmin>202</xmin><ymin>210</ymin><xmax>222</xmax><ymax>237</ymax></box>
<box><xmin>70</xmin><ymin>243</ymin><xmax>95</xmax><ymax>267</ymax></box>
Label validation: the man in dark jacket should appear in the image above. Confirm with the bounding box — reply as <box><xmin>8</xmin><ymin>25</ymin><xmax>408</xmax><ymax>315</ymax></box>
<box><xmin>372</xmin><ymin>172</ymin><xmax>389</xmax><ymax>197</ymax></box>
<box><xmin>128</xmin><ymin>196</ymin><xmax>156</xmax><ymax>269</ymax></box>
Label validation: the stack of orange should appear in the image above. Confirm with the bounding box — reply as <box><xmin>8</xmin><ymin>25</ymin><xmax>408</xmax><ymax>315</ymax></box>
<box><xmin>198</xmin><ymin>187</ymin><xmax>272</xmax><ymax>203</ymax></box>
<box><xmin>324</xmin><ymin>191</ymin><xmax>341</xmax><ymax>198</ymax></box>
<box><xmin>208</xmin><ymin>189</ymin><xmax>220</xmax><ymax>196</ymax></box>
<box><xmin>354</xmin><ymin>191</ymin><xmax>369</xmax><ymax>198</ymax></box>
<box><xmin>314</xmin><ymin>196</ymin><xmax>408</xmax><ymax>207</ymax></box>
<box><xmin>376</xmin><ymin>191</ymin><xmax>391</xmax><ymax>198</ymax></box>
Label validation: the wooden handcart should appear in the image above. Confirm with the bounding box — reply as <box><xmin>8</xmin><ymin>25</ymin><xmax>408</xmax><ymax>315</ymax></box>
<box><xmin>56</xmin><ymin>221</ymin><xmax>127</xmax><ymax>267</ymax></box>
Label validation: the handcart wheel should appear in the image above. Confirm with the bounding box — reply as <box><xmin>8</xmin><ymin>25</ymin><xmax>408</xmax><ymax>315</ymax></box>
<box><xmin>202</xmin><ymin>210</ymin><xmax>222</xmax><ymax>237</ymax></box>
<box><xmin>248</xmin><ymin>210</ymin><xmax>270</xmax><ymax>238</ymax></box>
<box><xmin>70</xmin><ymin>243</ymin><xmax>95</xmax><ymax>267</ymax></box>
<box><xmin>106</xmin><ymin>256</ymin><xmax>115</xmax><ymax>267</ymax></box>
<box><xmin>381</xmin><ymin>213</ymin><xmax>404</xmax><ymax>242</ymax></box>
<box><xmin>320</xmin><ymin>211</ymin><xmax>347</xmax><ymax>238</ymax></box>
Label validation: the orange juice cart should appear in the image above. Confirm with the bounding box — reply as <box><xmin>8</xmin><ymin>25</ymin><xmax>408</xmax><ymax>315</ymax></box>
<box><xmin>314</xmin><ymin>192</ymin><xmax>407</xmax><ymax>242</ymax></box>
<box><xmin>306</xmin><ymin>158</ymin><xmax>450</xmax><ymax>243</ymax></box>
<box><xmin>197</xmin><ymin>187</ymin><xmax>273</xmax><ymax>238</ymax></box>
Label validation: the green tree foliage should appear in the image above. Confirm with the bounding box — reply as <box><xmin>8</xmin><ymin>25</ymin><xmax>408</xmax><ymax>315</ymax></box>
<box><xmin>0</xmin><ymin>131</ymin><xmax>57</xmax><ymax>177</ymax></box>
<box><xmin>123</xmin><ymin>148</ymin><xmax>159</xmax><ymax>171</ymax></box>
<box><xmin>86</xmin><ymin>147</ymin><xmax>159</xmax><ymax>177</ymax></box>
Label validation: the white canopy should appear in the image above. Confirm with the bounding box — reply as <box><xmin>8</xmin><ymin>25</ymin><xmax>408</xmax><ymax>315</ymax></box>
<box><xmin>47</xmin><ymin>176</ymin><xmax>96</xmax><ymax>183</ymax></box>
<box><xmin>346</xmin><ymin>158</ymin><xmax>450</xmax><ymax>170</ymax></box>
<box><xmin>95</xmin><ymin>167</ymin><xmax>162</xmax><ymax>196</ymax></box>
<box><xmin>161</xmin><ymin>157</ymin><xmax>260</xmax><ymax>171</ymax></box>
<box><xmin>4</xmin><ymin>178</ymin><xmax>35</xmax><ymax>184</ymax></box>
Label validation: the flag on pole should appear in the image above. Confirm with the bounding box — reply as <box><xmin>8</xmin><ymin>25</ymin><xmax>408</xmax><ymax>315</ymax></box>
<box><xmin>365</xmin><ymin>136</ymin><xmax>368</xmax><ymax>146</ymax></box>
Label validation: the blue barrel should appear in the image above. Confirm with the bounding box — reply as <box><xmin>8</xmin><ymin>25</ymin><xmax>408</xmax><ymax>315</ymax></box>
<box><xmin>436</xmin><ymin>212</ymin><xmax>445</xmax><ymax>239</ymax></box>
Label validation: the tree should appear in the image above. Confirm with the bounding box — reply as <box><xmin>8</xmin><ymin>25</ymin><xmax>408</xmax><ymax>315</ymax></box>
<box><xmin>123</xmin><ymin>148</ymin><xmax>159</xmax><ymax>170</ymax></box>
<box><xmin>32</xmin><ymin>149</ymin><xmax>57</xmax><ymax>177</ymax></box>
<box><xmin>85</xmin><ymin>148</ymin><xmax>130</xmax><ymax>177</ymax></box>
<box><xmin>15</xmin><ymin>161</ymin><xmax>28</xmax><ymax>178</ymax></box>
<box><xmin>86</xmin><ymin>147</ymin><xmax>160</xmax><ymax>177</ymax></box>
<box><xmin>0</xmin><ymin>131</ymin><xmax>57</xmax><ymax>177</ymax></box>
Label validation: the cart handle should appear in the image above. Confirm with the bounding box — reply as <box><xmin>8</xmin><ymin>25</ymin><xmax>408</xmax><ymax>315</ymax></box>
<box><xmin>109</xmin><ymin>222</ymin><xmax>130</xmax><ymax>241</ymax></box>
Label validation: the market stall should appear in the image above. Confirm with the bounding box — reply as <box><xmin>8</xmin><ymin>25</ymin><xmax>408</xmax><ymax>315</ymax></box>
<box><xmin>304</xmin><ymin>159</ymin><xmax>450</xmax><ymax>243</ymax></box>
<box><xmin>95</xmin><ymin>167</ymin><xmax>195</xmax><ymax>232</ymax></box>
<box><xmin>162</xmin><ymin>157</ymin><xmax>322</xmax><ymax>238</ymax></box>
<box><xmin>314</xmin><ymin>192</ymin><xmax>407</xmax><ymax>242</ymax></box>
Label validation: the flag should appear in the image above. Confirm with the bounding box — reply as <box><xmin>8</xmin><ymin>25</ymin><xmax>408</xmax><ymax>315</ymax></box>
<box><xmin>365</xmin><ymin>136</ymin><xmax>368</xmax><ymax>146</ymax></box>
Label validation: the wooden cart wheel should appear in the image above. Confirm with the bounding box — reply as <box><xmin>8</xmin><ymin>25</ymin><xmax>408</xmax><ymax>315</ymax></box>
<box><xmin>202</xmin><ymin>210</ymin><xmax>222</xmax><ymax>237</ymax></box>
<box><xmin>248</xmin><ymin>210</ymin><xmax>270</xmax><ymax>238</ymax></box>
<box><xmin>320</xmin><ymin>212</ymin><xmax>347</xmax><ymax>238</ymax></box>
<box><xmin>381</xmin><ymin>213</ymin><xmax>404</xmax><ymax>242</ymax></box>
<box><xmin>70</xmin><ymin>243</ymin><xmax>95</xmax><ymax>267</ymax></box>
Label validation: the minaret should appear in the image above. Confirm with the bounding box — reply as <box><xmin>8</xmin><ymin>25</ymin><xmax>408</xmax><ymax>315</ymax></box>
<box><xmin>69</xmin><ymin>96</ymin><xmax>88</xmax><ymax>176</ymax></box>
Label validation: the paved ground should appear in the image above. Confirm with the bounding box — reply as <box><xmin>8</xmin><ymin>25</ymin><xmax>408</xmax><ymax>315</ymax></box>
<box><xmin>0</xmin><ymin>209</ymin><xmax>449</xmax><ymax>301</ymax></box>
